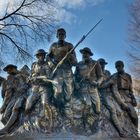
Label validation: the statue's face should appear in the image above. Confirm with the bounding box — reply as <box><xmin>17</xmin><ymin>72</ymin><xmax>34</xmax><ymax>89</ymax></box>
<box><xmin>57</xmin><ymin>31</ymin><xmax>66</xmax><ymax>41</ymax></box>
<box><xmin>100</xmin><ymin>63</ymin><xmax>105</xmax><ymax>70</ymax></box>
<box><xmin>36</xmin><ymin>53</ymin><xmax>45</xmax><ymax>62</ymax></box>
<box><xmin>116</xmin><ymin>64</ymin><xmax>124</xmax><ymax>73</ymax></box>
<box><xmin>82</xmin><ymin>52</ymin><xmax>90</xmax><ymax>60</ymax></box>
<box><xmin>6</xmin><ymin>67</ymin><xmax>17</xmax><ymax>75</ymax></box>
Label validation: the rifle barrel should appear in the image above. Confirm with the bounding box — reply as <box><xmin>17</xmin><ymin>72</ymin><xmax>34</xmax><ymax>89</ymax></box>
<box><xmin>85</xmin><ymin>18</ymin><xmax>103</xmax><ymax>37</ymax></box>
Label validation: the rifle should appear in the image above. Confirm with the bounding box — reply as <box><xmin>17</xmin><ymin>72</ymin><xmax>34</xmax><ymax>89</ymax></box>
<box><xmin>51</xmin><ymin>19</ymin><xmax>103</xmax><ymax>78</ymax></box>
<box><xmin>30</xmin><ymin>76</ymin><xmax>58</xmax><ymax>85</ymax></box>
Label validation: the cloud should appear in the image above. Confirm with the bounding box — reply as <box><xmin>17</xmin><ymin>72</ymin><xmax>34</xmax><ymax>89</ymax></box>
<box><xmin>0</xmin><ymin>0</ymin><xmax>106</xmax><ymax>24</ymax></box>
<box><xmin>55</xmin><ymin>0</ymin><xmax>105</xmax><ymax>9</ymax></box>
<box><xmin>53</xmin><ymin>0</ymin><xmax>107</xmax><ymax>24</ymax></box>
<box><xmin>0</xmin><ymin>0</ymin><xmax>8</xmax><ymax>16</ymax></box>
<box><xmin>55</xmin><ymin>0</ymin><xmax>85</xmax><ymax>9</ymax></box>
<box><xmin>53</xmin><ymin>0</ymin><xmax>84</xmax><ymax>24</ymax></box>
<box><xmin>0</xmin><ymin>0</ymin><xmax>20</xmax><ymax>17</ymax></box>
<box><xmin>54</xmin><ymin>8</ymin><xmax>77</xmax><ymax>24</ymax></box>
<box><xmin>88</xmin><ymin>0</ymin><xmax>106</xmax><ymax>6</ymax></box>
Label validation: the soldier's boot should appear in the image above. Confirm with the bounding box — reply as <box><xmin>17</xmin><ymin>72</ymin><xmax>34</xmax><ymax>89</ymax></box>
<box><xmin>116</xmin><ymin>126</ymin><xmax>125</xmax><ymax>137</ymax></box>
<box><xmin>0</xmin><ymin>111</ymin><xmax>18</xmax><ymax>135</ymax></box>
<box><xmin>128</xmin><ymin>113</ymin><xmax>138</xmax><ymax>127</ymax></box>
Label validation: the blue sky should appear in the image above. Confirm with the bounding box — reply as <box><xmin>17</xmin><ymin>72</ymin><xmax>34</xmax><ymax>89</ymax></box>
<box><xmin>45</xmin><ymin>0</ymin><xmax>133</xmax><ymax>74</ymax></box>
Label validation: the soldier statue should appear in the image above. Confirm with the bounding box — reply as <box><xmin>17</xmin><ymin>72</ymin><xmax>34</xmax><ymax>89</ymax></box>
<box><xmin>49</xmin><ymin>28</ymin><xmax>77</xmax><ymax>109</ymax></box>
<box><xmin>0</xmin><ymin>64</ymin><xmax>28</xmax><ymax>135</ymax></box>
<box><xmin>98</xmin><ymin>58</ymin><xmax>126</xmax><ymax>137</ymax></box>
<box><xmin>74</xmin><ymin>47</ymin><xmax>103</xmax><ymax>114</ymax></box>
<box><xmin>114</xmin><ymin>61</ymin><xmax>138</xmax><ymax>127</ymax></box>
<box><xmin>25</xmin><ymin>49</ymin><xmax>54</xmax><ymax>130</ymax></box>
<box><xmin>100</xmin><ymin>60</ymin><xmax>138</xmax><ymax>128</ymax></box>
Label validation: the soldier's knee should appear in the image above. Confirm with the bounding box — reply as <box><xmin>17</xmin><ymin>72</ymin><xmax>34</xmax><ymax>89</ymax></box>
<box><xmin>54</xmin><ymin>88</ymin><xmax>62</xmax><ymax>98</ymax></box>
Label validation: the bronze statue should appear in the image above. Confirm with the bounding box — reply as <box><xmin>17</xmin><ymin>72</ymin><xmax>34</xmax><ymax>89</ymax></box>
<box><xmin>100</xmin><ymin>60</ymin><xmax>138</xmax><ymax>128</ymax></box>
<box><xmin>114</xmin><ymin>61</ymin><xmax>138</xmax><ymax>127</ymax></box>
<box><xmin>0</xmin><ymin>26</ymin><xmax>138</xmax><ymax>138</ymax></box>
<box><xmin>49</xmin><ymin>28</ymin><xmax>77</xmax><ymax>108</ymax></box>
<box><xmin>0</xmin><ymin>64</ymin><xmax>28</xmax><ymax>135</ymax></box>
<box><xmin>74</xmin><ymin>47</ymin><xmax>103</xmax><ymax>114</ymax></box>
<box><xmin>25</xmin><ymin>49</ymin><xmax>53</xmax><ymax>131</ymax></box>
<box><xmin>98</xmin><ymin>58</ymin><xmax>125</xmax><ymax>137</ymax></box>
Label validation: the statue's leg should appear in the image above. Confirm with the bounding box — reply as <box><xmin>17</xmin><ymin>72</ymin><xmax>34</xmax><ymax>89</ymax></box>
<box><xmin>106</xmin><ymin>96</ymin><xmax>125</xmax><ymax>137</ymax></box>
<box><xmin>0</xmin><ymin>97</ymin><xmax>10</xmax><ymax>114</ymax></box>
<box><xmin>0</xmin><ymin>98</ymin><xmax>24</xmax><ymax>135</ymax></box>
<box><xmin>119</xmin><ymin>91</ymin><xmax>138</xmax><ymax>127</ymax></box>
<box><xmin>64</xmin><ymin>71</ymin><xmax>73</xmax><ymax>102</ymax></box>
<box><xmin>1</xmin><ymin>99</ymin><xmax>16</xmax><ymax>125</ymax></box>
<box><xmin>0</xmin><ymin>90</ymin><xmax>13</xmax><ymax>114</ymax></box>
<box><xmin>25</xmin><ymin>92</ymin><xmax>39</xmax><ymax>113</ymax></box>
<box><xmin>52</xmin><ymin>77</ymin><xmax>63</xmax><ymax>107</ymax></box>
<box><xmin>40</xmin><ymin>88</ymin><xmax>53</xmax><ymax>129</ymax></box>
<box><xmin>90</xmin><ymin>89</ymin><xmax>101</xmax><ymax>114</ymax></box>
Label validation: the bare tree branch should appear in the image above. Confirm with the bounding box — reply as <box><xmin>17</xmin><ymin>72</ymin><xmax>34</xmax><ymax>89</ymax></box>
<box><xmin>0</xmin><ymin>0</ymin><xmax>58</xmax><ymax>68</ymax></box>
<box><xmin>128</xmin><ymin>0</ymin><xmax>140</xmax><ymax>78</ymax></box>
<box><xmin>0</xmin><ymin>0</ymin><xmax>26</xmax><ymax>21</ymax></box>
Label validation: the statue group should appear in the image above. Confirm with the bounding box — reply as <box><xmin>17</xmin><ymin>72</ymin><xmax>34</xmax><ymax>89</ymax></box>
<box><xmin>0</xmin><ymin>28</ymin><xmax>138</xmax><ymax>138</ymax></box>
